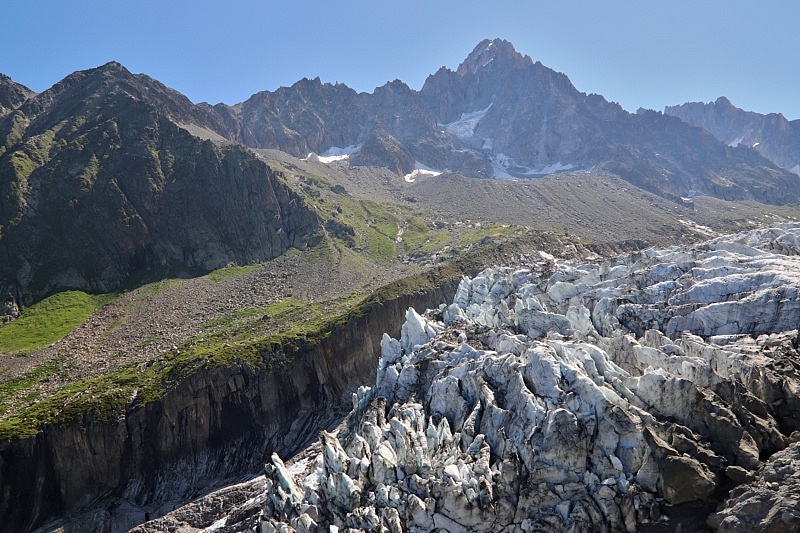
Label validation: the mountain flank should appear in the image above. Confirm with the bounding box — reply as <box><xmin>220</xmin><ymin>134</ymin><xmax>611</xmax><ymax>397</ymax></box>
<box><xmin>0</xmin><ymin>62</ymin><xmax>321</xmax><ymax>307</ymax></box>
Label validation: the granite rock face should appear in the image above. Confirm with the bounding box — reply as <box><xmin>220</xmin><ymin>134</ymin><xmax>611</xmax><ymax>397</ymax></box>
<box><xmin>255</xmin><ymin>225</ymin><xmax>800</xmax><ymax>532</ymax></box>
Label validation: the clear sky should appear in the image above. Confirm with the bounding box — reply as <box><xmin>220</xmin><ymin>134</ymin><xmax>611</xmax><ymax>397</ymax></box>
<box><xmin>2</xmin><ymin>1</ymin><xmax>798</xmax><ymax>119</ymax></box>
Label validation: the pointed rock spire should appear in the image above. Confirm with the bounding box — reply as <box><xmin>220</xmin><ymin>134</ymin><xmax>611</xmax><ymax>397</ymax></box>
<box><xmin>456</xmin><ymin>38</ymin><xmax>532</xmax><ymax>76</ymax></box>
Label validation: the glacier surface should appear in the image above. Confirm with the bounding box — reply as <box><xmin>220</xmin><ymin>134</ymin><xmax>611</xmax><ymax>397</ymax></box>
<box><xmin>255</xmin><ymin>225</ymin><xmax>800</xmax><ymax>532</ymax></box>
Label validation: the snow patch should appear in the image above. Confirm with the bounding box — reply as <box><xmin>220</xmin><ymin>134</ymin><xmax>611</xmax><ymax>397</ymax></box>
<box><xmin>752</xmin><ymin>142</ymin><xmax>760</xmax><ymax>148</ymax></box>
<box><xmin>440</xmin><ymin>104</ymin><xmax>492</xmax><ymax>141</ymax></box>
<box><xmin>304</xmin><ymin>144</ymin><xmax>361</xmax><ymax>163</ymax></box>
<box><xmin>404</xmin><ymin>161</ymin><xmax>443</xmax><ymax>183</ymax></box>
<box><xmin>790</xmin><ymin>165</ymin><xmax>800</xmax><ymax>176</ymax></box>
<box><xmin>317</xmin><ymin>155</ymin><xmax>349</xmax><ymax>163</ymax></box>
<box><xmin>728</xmin><ymin>136</ymin><xmax>745</xmax><ymax>147</ymax></box>
<box><xmin>524</xmin><ymin>162</ymin><xmax>576</xmax><ymax>175</ymax></box>
<box><xmin>318</xmin><ymin>144</ymin><xmax>361</xmax><ymax>163</ymax></box>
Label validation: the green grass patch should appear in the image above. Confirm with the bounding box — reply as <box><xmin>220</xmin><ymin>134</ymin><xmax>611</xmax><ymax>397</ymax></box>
<box><xmin>0</xmin><ymin>357</ymin><xmax>64</xmax><ymax>419</ymax></box>
<box><xmin>206</xmin><ymin>264</ymin><xmax>261</xmax><ymax>283</ymax></box>
<box><xmin>200</xmin><ymin>307</ymin><xmax>263</xmax><ymax>330</ymax></box>
<box><xmin>457</xmin><ymin>223</ymin><xmax>523</xmax><ymax>248</ymax></box>
<box><xmin>0</xmin><ymin>361</ymin><xmax>160</xmax><ymax>440</ymax></box>
<box><xmin>290</xmin><ymin>175</ymin><xmax>405</xmax><ymax>265</ymax></box>
<box><xmin>0</xmin><ymin>291</ymin><xmax>117</xmax><ymax>355</ymax></box>
<box><xmin>330</xmin><ymin>198</ymin><xmax>400</xmax><ymax>263</ymax></box>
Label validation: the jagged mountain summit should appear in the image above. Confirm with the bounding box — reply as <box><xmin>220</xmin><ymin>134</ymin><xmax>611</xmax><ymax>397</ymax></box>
<box><xmin>0</xmin><ymin>74</ymin><xmax>33</xmax><ymax>117</ymax></box>
<box><xmin>665</xmin><ymin>96</ymin><xmax>800</xmax><ymax>175</ymax></box>
<box><xmin>224</xmin><ymin>38</ymin><xmax>800</xmax><ymax>203</ymax></box>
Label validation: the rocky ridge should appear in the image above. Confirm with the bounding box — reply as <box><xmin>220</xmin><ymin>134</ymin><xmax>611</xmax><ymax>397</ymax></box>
<box><xmin>665</xmin><ymin>96</ymin><xmax>800</xmax><ymax>175</ymax></box>
<box><xmin>248</xmin><ymin>225</ymin><xmax>800</xmax><ymax>532</ymax></box>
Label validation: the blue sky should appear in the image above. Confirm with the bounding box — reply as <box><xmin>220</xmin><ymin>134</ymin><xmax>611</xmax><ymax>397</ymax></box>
<box><xmin>2</xmin><ymin>1</ymin><xmax>798</xmax><ymax>119</ymax></box>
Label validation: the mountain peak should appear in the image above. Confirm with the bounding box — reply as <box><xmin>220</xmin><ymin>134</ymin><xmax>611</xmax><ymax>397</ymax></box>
<box><xmin>87</xmin><ymin>61</ymin><xmax>133</xmax><ymax>79</ymax></box>
<box><xmin>456</xmin><ymin>38</ymin><xmax>531</xmax><ymax>76</ymax></box>
<box><xmin>714</xmin><ymin>96</ymin><xmax>735</xmax><ymax>108</ymax></box>
<box><xmin>0</xmin><ymin>74</ymin><xmax>34</xmax><ymax>116</ymax></box>
<box><xmin>47</xmin><ymin>61</ymin><xmax>135</xmax><ymax>98</ymax></box>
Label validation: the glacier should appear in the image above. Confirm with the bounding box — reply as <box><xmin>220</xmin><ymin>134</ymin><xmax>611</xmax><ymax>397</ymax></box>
<box><xmin>252</xmin><ymin>224</ymin><xmax>800</xmax><ymax>532</ymax></box>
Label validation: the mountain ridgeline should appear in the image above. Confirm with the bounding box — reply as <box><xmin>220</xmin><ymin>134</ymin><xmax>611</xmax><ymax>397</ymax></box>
<box><xmin>1</xmin><ymin>39</ymin><xmax>800</xmax><ymax>306</ymax></box>
<box><xmin>665</xmin><ymin>96</ymin><xmax>800</xmax><ymax>176</ymax></box>
<box><xmin>220</xmin><ymin>39</ymin><xmax>799</xmax><ymax>203</ymax></box>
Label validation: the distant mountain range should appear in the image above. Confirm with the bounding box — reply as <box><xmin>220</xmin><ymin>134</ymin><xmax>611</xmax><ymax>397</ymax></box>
<box><xmin>2</xmin><ymin>38</ymin><xmax>799</xmax><ymax>305</ymax></box>
<box><xmin>200</xmin><ymin>39</ymin><xmax>799</xmax><ymax>203</ymax></box>
<box><xmin>665</xmin><ymin>96</ymin><xmax>800</xmax><ymax>176</ymax></box>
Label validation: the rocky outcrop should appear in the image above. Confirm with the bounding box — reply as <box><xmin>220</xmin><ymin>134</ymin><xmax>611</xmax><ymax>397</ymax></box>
<box><xmin>254</xmin><ymin>224</ymin><xmax>800</xmax><ymax>532</ymax></box>
<box><xmin>708</xmin><ymin>442</ymin><xmax>800</xmax><ymax>532</ymax></box>
<box><xmin>0</xmin><ymin>277</ymin><xmax>459</xmax><ymax>533</ymax></box>
<box><xmin>0</xmin><ymin>74</ymin><xmax>33</xmax><ymax>118</ymax></box>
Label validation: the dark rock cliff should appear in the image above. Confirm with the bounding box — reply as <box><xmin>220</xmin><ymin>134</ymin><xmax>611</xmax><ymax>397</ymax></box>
<box><xmin>0</xmin><ymin>278</ymin><xmax>460</xmax><ymax>533</ymax></box>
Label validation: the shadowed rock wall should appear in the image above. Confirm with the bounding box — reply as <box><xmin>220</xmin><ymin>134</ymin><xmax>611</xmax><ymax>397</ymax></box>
<box><xmin>0</xmin><ymin>279</ymin><xmax>459</xmax><ymax>533</ymax></box>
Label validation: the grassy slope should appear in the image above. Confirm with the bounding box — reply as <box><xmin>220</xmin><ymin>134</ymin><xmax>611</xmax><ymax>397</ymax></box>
<box><xmin>0</xmin><ymin>291</ymin><xmax>116</xmax><ymax>355</ymax></box>
<box><xmin>0</xmin><ymin>252</ymin><xmax>471</xmax><ymax>441</ymax></box>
